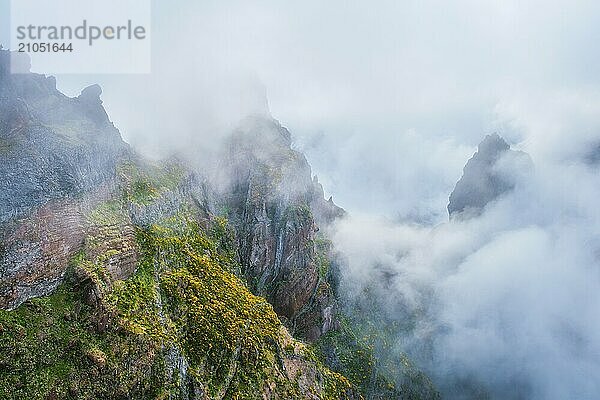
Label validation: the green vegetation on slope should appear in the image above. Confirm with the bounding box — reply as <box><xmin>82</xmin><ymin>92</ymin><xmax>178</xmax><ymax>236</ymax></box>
<box><xmin>118</xmin><ymin>160</ymin><xmax>186</xmax><ymax>205</ymax></box>
<box><xmin>316</xmin><ymin>313</ymin><xmax>440</xmax><ymax>400</ymax></box>
<box><xmin>118</xmin><ymin>214</ymin><xmax>355</xmax><ymax>399</ymax></box>
<box><xmin>0</xmin><ymin>272</ymin><xmax>166</xmax><ymax>399</ymax></box>
<box><xmin>0</xmin><ymin>163</ymin><xmax>359</xmax><ymax>399</ymax></box>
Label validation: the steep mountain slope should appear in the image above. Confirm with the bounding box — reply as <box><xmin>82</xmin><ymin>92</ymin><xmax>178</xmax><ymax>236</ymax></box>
<box><xmin>0</xmin><ymin>50</ymin><xmax>130</xmax><ymax>309</ymax></box>
<box><xmin>211</xmin><ymin>117</ymin><xmax>440</xmax><ymax>398</ymax></box>
<box><xmin>0</xmin><ymin>51</ymin><xmax>129</xmax><ymax>225</ymax></box>
<box><xmin>215</xmin><ymin>116</ymin><xmax>344</xmax><ymax>341</ymax></box>
<box><xmin>0</xmin><ymin>162</ymin><xmax>359</xmax><ymax>399</ymax></box>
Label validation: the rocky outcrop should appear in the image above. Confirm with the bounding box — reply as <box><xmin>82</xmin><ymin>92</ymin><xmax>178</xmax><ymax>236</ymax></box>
<box><xmin>84</xmin><ymin>215</ymin><xmax>138</xmax><ymax>284</ymax></box>
<box><xmin>0</xmin><ymin>165</ymin><xmax>198</xmax><ymax>311</ymax></box>
<box><xmin>0</xmin><ymin>49</ymin><xmax>130</xmax><ymax>226</ymax></box>
<box><xmin>310</xmin><ymin>175</ymin><xmax>346</xmax><ymax>226</ymax></box>
<box><xmin>217</xmin><ymin>116</ymin><xmax>344</xmax><ymax>341</ymax></box>
<box><xmin>448</xmin><ymin>134</ymin><xmax>531</xmax><ymax>218</ymax></box>
<box><xmin>0</xmin><ymin>186</ymin><xmax>115</xmax><ymax>310</ymax></box>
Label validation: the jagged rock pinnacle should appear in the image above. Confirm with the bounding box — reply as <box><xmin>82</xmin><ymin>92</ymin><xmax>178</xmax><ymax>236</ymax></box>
<box><xmin>448</xmin><ymin>134</ymin><xmax>528</xmax><ymax>218</ymax></box>
<box><xmin>79</xmin><ymin>84</ymin><xmax>103</xmax><ymax>104</ymax></box>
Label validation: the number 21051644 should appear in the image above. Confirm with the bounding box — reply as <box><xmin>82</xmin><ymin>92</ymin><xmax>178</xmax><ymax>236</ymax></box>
<box><xmin>18</xmin><ymin>42</ymin><xmax>73</xmax><ymax>52</ymax></box>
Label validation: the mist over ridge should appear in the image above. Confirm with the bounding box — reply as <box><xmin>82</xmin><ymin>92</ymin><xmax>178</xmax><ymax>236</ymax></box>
<box><xmin>2</xmin><ymin>1</ymin><xmax>600</xmax><ymax>398</ymax></box>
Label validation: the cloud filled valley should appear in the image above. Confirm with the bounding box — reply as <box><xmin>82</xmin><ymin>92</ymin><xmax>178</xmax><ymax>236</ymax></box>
<box><xmin>330</xmin><ymin>130</ymin><xmax>600</xmax><ymax>399</ymax></box>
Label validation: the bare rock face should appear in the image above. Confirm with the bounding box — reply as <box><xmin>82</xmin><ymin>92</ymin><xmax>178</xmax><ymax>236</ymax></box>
<box><xmin>217</xmin><ymin>116</ymin><xmax>344</xmax><ymax>341</ymax></box>
<box><xmin>448</xmin><ymin>134</ymin><xmax>531</xmax><ymax>218</ymax></box>
<box><xmin>0</xmin><ymin>199</ymin><xmax>86</xmax><ymax>309</ymax></box>
<box><xmin>0</xmin><ymin>49</ymin><xmax>130</xmax><ymax>226</ymax></box>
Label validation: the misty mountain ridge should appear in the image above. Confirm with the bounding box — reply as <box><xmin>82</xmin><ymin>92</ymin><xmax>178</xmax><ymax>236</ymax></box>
<box><xmin>0</xmin><ymin>48</ymin><xmax>439</xmax><ymax>399</ymax></box>
<box><xmin>3</xmin><ymin>45</ymin><xmax>593</xmax><ymax>400</ymax></box>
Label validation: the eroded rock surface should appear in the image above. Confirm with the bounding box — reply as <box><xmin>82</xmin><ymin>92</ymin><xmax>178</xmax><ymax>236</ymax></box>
<box><xmin>0</xmin><ymin>187</ymin><xmax>117</xmax><ymax>309</ymax></box>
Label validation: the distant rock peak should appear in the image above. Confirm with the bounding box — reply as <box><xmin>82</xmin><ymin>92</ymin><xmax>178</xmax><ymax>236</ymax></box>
<box><xmin>448</xmin><ymin>134</ymin><xmax>530</xmax><ymax>218</ymax></box>
<box><xmin>0</xmin><ymin>55</ymin><xmax>130</xmax><ymax>226</ymax></box>
<box><xmin>476</xmin><ymin>133</ymin><xmax>510</xmax><ymax>158</ymax></box>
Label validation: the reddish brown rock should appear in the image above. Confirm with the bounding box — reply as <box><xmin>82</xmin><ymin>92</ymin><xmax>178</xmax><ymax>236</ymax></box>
<box><xmin>0</xmin><ymin>198</ymin><xmax>86</xmax><ymax>309</ymax></box>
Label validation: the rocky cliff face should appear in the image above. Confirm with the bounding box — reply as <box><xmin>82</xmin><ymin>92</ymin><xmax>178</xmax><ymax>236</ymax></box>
<box><xmin>0</xmin><ymin>49</ymin><xmax>131</xmax><ymax>309</ymax></box>
<box><xmin>0</xmin><ymin>186</ymin><xmax>116</xmax><ymax>310</ymax></box>
<box><xmin>216</xmin><ymin>116</ymin><xmax>344</xmax><ymax>341</ymax></box>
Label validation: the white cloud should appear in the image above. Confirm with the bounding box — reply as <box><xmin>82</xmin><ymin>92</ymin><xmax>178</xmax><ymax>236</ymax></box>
<box><xmin>332</xmin><ymin>154</ymin><xmax>600</xmax><ymax>398</ymax></box>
